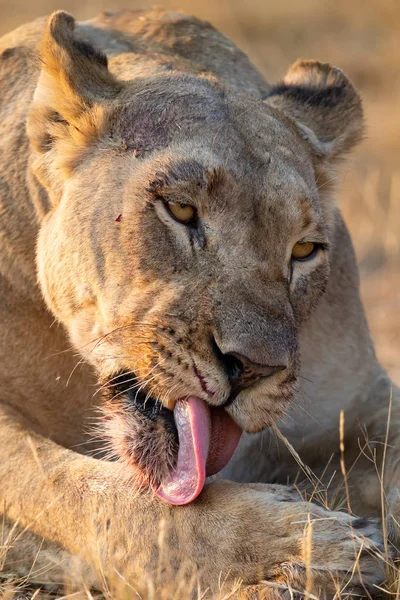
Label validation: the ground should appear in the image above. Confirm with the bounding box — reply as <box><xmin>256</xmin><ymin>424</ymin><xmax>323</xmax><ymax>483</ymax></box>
<box><xmin>0</xmin><ymin>0</ymin><xmax>399</xmax><ymax>597</ymax></box>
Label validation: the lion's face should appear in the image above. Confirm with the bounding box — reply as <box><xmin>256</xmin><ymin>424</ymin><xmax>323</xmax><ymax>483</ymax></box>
<box><xmin>31</xmin><ymin>13</ymin><xmax>363</xmax><ymax>504</ymax></box>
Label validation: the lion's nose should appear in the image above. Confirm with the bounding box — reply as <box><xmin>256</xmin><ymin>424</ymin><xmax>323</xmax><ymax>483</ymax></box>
<box><xmin>212</xmin><ymin>334</ymin><xmax>286</xmax><ymax>395</ymax></box>
<box><xmin>223</xmin><ymin>351</ymin><xmax>286</xmax><ymax>392</ymax></box>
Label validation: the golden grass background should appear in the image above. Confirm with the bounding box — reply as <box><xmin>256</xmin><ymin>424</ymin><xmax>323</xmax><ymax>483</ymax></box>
<box><xmin>0</xmin><ymin>0</ymin><xmax>399</xmax><ymax>597</ymax></box>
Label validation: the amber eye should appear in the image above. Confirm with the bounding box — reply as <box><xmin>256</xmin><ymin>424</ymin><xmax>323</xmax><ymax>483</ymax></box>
<box><xmin>165</xmin><ymin>201</ymin><xmax>196</xmax><ymax>224</ymax></box>
<box><xmin>291</xmin><ymin>241</ymin><xmax>316</xmax><ymax>260</ymax></box>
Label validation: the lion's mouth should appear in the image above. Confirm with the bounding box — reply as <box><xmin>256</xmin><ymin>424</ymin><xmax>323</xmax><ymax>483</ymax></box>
<box><xmin>102</xmin><ymin>372</ymin><xmax>242</xmax><ymax>505</ymax></box>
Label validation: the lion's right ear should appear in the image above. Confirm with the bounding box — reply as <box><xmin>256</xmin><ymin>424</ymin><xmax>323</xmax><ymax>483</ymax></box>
<box><xmin>264</xmin><ymin>60</ymin><xmax>364</xmax><ymax>162</ymax></box>
<box><xmin>27</xmin><ymin>11</ymin><xmax>122</xmax><ymax>198</ymax></box>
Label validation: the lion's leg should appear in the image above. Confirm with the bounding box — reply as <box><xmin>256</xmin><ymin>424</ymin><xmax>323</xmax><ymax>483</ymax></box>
<box><xmin>383</xmin><ymin>387</ymin><xmax>400</xmax><ymax>550</ymax></box>
<box><xmin>0</xmin><ymin>401</ymin><xmax>138</xmax><ymax>590</ymax></box>
<box><xmin>352</xmin><ymin>383</ymin><xmax>400</xmax><ymax>548</ymax></box>
<box><xmin>0</xmin><ymin>403</ymin><xmax>112</xmax><ymax>558</ymax></box>
<box><xmin>329</xmin><ymin>382</ymin><xmax>400</xmax><ymax>564</ymax></box>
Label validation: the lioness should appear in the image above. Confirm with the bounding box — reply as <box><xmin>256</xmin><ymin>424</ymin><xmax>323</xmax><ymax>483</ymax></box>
<box><xmin>0</xmin><ymin>8</ymin><xmax>398</xmax><ymax>598</ymax></box>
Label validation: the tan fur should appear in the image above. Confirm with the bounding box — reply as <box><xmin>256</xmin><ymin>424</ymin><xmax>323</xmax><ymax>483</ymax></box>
<box><xmin>0</xmin><ymin>9</ymin><xmax>398</xmax><ymax>597</ymax></box>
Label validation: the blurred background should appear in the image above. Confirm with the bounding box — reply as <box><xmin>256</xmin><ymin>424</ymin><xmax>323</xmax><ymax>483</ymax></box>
<box><xmin>1</xmin><ymin>0</ymin><xmax>399</xmax><ymax>383</ymax></box>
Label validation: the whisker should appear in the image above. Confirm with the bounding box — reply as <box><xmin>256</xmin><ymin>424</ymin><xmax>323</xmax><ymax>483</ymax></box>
<box><xmin>66</xmin><ymin>355</ymin><xmax>86</xmax><ymax>387</ymax></box>
<box><xmin>298</xmin><ymin>374</ymin><xmax>316</xmax><ymax>386</ymax></box>
<box><xmin>292</xmin><ymin>384</ymin><xmax>332</xmax><ymax>436</ymax></box>
<box><xmin>106</xmin><ymin>368</ymin><xmax>165</xmax><ymax>405</ymax></box>
<box><xmin>43</xmin><ymin>318</ymin><xmax>163</xmax><ymax>361</ymax></box>
<box><xmin>317</xmin><ymin>175</ymin><xmax>338</xmax><ymax>191</ymax></box>
<box><xmin>93</xmin><ymin>358</ymin><xmax>167</xmax><ymax>399</ymax></box>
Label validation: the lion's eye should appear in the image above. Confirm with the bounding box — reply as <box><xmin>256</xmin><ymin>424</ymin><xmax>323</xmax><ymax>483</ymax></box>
<box><xmin>165</xmin><ymin>201</ymin><xmax>196</xmax><ymax>224</ymax></box>
<box><xmin>291</xmin><ymin>241</ymin><xmax>316</xmax><ymax>260</ymax></box>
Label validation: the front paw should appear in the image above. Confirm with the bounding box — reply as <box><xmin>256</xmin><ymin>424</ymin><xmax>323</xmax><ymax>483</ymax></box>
<box><xmin>92</xmin><ymin>480</ymin><xmax>387</xmax><ymax>598</ymax></box>
<box><xmin>174</xmin><ymin>482</ymin><xmax>387</xmax><ymax>597</ymax></box>
<box><xmin>274</xmin><ymin>505</ymin><xmax>386</xmax><ymax>597</ymax></box>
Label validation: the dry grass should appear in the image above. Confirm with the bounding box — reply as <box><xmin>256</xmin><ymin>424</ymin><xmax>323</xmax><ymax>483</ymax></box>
<box><xmin>1</xmin><ymin>422</ymin><xmax>399</xmax><ymax>600</ymax></box>
<box><xmin>0</xmin><ymin>0</ymin><xmax>399</xmax><ymax>597</ymax></box>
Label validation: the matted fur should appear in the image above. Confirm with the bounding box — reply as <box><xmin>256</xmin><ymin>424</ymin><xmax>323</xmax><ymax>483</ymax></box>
<box><xmin>0</xmin><ymin>8</ymin><xmax>398</xmax><ymax>597</ymax></box>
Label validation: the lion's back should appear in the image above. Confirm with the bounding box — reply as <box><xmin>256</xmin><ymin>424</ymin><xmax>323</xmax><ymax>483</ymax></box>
<box><xmin>82</xmin><ymin>9</ymin><xmax>270</xmax><ymax>96</ymax></box>
<box><xmin>0</xmin><ymin>10</ymin><xmax>270</xmax><ymax>106</ymax></box>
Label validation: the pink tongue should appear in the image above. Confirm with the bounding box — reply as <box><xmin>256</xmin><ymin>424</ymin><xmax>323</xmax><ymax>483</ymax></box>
<box><xmin>155</xmin><ymin>396</ymin><xmax>242</xmax><ymax>505</ymax></box>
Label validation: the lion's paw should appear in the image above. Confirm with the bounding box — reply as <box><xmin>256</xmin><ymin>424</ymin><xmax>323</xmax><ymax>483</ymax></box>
<box><xmin>285</xmin><ymin>509</ymin><xmax>386</xmax><ymax>596</ymax></box>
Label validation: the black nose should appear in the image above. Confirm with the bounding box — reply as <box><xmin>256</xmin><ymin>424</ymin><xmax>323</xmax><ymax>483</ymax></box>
<box><xmin>224</xmin><ymin>352</ymin><xmax>285</xmax><ymax>391</ymax></box>
<box><xmin>212</xmin><ymin>338</ymin><xmax>286</xmax><ymax>394</ymax></box>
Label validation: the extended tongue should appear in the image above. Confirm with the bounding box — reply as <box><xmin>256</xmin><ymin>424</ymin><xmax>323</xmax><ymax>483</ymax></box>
<box><xmin>155</xmin><ymin>396</ymin><xmax>211</xmax><ymax>505</ymax></box>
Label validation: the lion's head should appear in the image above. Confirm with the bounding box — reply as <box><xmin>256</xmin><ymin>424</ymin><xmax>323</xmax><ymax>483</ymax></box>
<box><xmin>30</xmin><ymin>12</ymin><xmax>363</xmax><ymax>504</ymax></box>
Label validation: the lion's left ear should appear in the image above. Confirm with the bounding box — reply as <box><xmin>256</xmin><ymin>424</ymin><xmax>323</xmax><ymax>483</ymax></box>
<box><xmin>264</xmin><ymin>60</ymin><xmax>364</xmax><ymax>161</ymax></box>
<box><xmin>28</xmin><ymin>11</ymin><xmax>123</xmax><ymax>200</ymax></box>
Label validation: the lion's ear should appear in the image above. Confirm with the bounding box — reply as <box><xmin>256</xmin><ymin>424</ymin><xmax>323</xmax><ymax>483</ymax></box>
<box><xmin>27</xmin><ymin>11</ymin><xmax>122</xmax><ymax>198</ymax></box>
<box><xmin>264</xmin><ymin>60</ymin><xmax>364</xmax><ymax>161</ymax></box>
